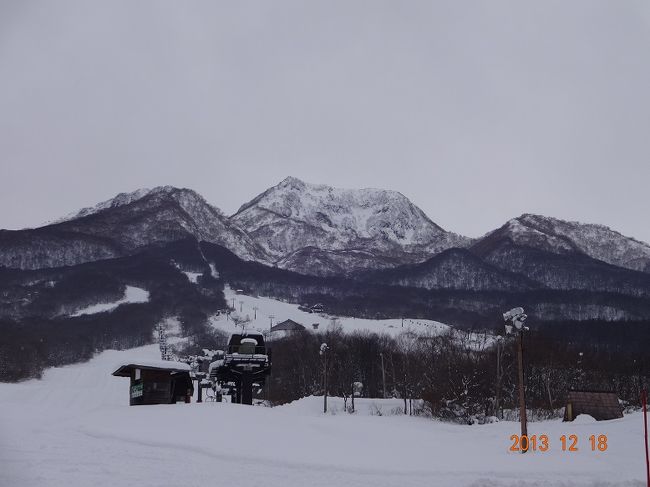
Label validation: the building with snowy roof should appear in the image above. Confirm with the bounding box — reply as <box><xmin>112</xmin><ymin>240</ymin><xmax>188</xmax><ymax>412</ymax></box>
<box><xmin>271</xmin><ymin>319</ymin><xmax>306</xmax><ymax>333</ymax></box>
<box><xmin>112</xmin><ymin>360</ymin><xmax>194</xmax><ymax>406</ymax></box>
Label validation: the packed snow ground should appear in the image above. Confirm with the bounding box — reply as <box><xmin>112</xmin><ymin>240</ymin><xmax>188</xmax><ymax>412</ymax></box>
<box><xmin>0</xmin><ymin>344</ymin><xmax>646</xmax><ymax>487</ymax></box>
<box><xmin>70</xmin><ymin>285</ymin><xmax>150</xmax><ymax>316</ymax></box>
<box><xmin>214</xmin><ymin>287</ymin><xmax>492</xmax><ymax>349</ymax></box>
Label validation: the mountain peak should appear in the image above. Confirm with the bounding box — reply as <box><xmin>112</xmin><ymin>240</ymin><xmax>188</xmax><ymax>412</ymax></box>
<box><xmin>57</xmin><ymin>186</ymin><xmax>202</xmax><ymax>223</ymax></box>
<box><xmin>478</xmin><ymin>213</ymin><xmax>650</xmax><ymax>272</ymax></box>
<box><xmin>231</xmin><ymin>178</ymin><xmax>470</xmax><ymax>273</ymax></box>
<box><xmin>278</xmin><ymin>176</ymin><xmax>307</xmax><ymax>189</ymax></box>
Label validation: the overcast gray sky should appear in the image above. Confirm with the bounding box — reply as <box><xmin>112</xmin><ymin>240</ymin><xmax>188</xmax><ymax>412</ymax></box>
<box><xmin>1</xmin><ymin>1</ymin><xmax>649</xmax><ymax>242</ymax></box>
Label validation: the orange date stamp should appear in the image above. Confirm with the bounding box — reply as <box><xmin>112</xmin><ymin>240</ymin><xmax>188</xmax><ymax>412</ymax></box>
<box><xmin>509</xmin><ymin>434</ymin><xmax>608</xmax><ymax>452</ymax></box>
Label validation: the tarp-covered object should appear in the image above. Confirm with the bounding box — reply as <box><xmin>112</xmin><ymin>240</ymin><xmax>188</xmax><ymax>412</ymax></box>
<box><xmin>564</xmin><ymin>390</ymin><xmax>623</xmax><ymax>421</ymax></box>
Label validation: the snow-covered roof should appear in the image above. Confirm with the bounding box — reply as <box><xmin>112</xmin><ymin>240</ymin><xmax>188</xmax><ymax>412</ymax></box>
<box><xmin>271</xmin><ymin>319</ymin><xmax>305</xmax><ymax>332</ymax></box>
<box><xmin>112</xmin><ymin>360</ymin><xmax>192</xmax><ymax>377</ymax></box>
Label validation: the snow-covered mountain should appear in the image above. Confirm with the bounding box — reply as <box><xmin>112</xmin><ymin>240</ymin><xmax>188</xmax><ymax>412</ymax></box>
<box><xmin>472</xmin><ymin>214</ymin><xmax>650</xmax><ymax>273</ymax></box>
<box><xmin>231</xmin><ymin>177</ymin><xmax>470</xmax><ymax>275</ymax></box>
<box><xmin>58</xmin><ymin>188</ymin><xmax>159</xmax><ymax>222</ymax></box>
<box><xmin>2</xmin><ymin>183</ymin><xmax>649</xmax><ymax>281</ymax></box>
<box><xmin>0</xmin><ymin>186</ymin><xmax>268</xmax><ymax>270</ymax></box>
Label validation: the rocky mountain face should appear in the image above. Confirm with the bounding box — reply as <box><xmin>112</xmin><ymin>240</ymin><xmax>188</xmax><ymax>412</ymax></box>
<box><xmin>0</xmin><ymin>186</ymin><xmax>269</xmax><ymax>270</ymax></box>
<box><xmin>231</xmin><ymin>177</ymin><xmax>470</xmax><ymax>275</ymax></box>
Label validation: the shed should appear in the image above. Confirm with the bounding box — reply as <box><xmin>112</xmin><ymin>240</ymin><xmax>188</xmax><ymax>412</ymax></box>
<box><xmin>271</xmin><ymin>319</ymin><xmax>306</xmax><ymax>333</ymax></box>
<box><xmin>112</xmin><ymin>361</ymin><xmax>194</xmax><ymax>406</ymax></box>
<box><xmin>563</xmin><ymin>390</ymin><xmax>623</xmax><ymax>421</ymax></box>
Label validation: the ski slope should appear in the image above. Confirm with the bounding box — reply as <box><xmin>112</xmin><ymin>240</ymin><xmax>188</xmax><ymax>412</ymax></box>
<box><xmin>0</xmin><ymin>344</ymin><xmax>647</xmax><ymax>487</ymax></box>
<box><xmin>214</xmin><ymin>287</ymin><xmax>492</xmax><ymax>350</ymax></box>
<box><xmin>70</xmin><ymin>285</ymin><xmax>150</xmax><ymax>316</ymax></box>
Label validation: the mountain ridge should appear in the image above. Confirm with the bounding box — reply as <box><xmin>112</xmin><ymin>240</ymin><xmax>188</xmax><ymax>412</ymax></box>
<box><xmin>1</xmin><ymin>178</ymin><xmax>648</xmax><ymax>278</ymax></box>
<box><xmin>472</xmin><ymin>213</ymin><xmax>650</xmax><ymax>273</ymax></box>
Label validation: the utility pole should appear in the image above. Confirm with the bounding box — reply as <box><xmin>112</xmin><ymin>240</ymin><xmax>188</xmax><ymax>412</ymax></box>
<box><xmin>503</xmin><ymin>307</ymin><xmax>529</xmax><ymax>453</ymax></box>
<box><xmin>231</xmin><ymin>298</ymin><xmax>235</xmax><ymax>309</ymax></box>
<box><xmin>239</xmin><ymin>300</ymin><xmax>244</xmax><ymax>312</ymax></box>
<box><xmin>320</xmin><ymin>343</ymin><xmax>329</xmax><ymax>413</ymax></box>
<box><xmin>253</xmin><ymin>306</ymin><xmax>258</xmax><ymax>320</ymax></box>
<box><xmin>269</xmin><ymin>315</ymin><xmax>275</xmax><ymax>335</ymax></box>
<box><xmin>642</xmin><ymin>389</ymin><xmax>649</xmax><ymax>487</ymax></box>
<box><xmin>517</xmin><ymin>329</ymin><xmax>527</xmax><ymax>441</ymax></box>
<box><xmin>380</xmin><ymin>352</ymin><xmax>387</xmax><ymax>399</ymax></box>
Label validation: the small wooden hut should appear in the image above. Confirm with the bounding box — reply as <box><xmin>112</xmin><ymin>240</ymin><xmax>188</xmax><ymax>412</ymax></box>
<box><xmin>112</xmin><ymin>361</ymin><xmax>194</xmax><ymax>406</ymax></box>
<box><xmin>563</xmin><ymin>390</ymin><xmax>623</xmax><ymax>421</ymax></box>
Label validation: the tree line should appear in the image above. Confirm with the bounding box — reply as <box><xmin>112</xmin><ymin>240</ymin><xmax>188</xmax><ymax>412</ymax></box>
<box><xmin>265</xmin><ymin>321</ymin><xmax>650</xmax><ymax>422</ymax></box>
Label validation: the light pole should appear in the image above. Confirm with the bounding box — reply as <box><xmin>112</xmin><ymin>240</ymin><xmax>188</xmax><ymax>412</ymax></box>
<box><xmin>320</xmin><ymin>343</ymin><xmax>330</xmax><ymax>413</ymax></box>
<box><xmin>239</xmin><ymin>300</ymin><xmax>244</xmax><ymax>312</ymax></box>
<box><xmin>503</xmin><ymin>307</ymin><xmax>529</xmax><ymax>453</ymax></box>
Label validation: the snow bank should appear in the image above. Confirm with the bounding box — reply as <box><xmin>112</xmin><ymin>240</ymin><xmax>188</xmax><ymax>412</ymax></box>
<box><xmin>572</xmin><ymin>414</ymin><xmax>597</xmax><ymax>424</ymax></box>
<box><xmin>71</xmin><ymin>285</ymin><xmax>149</xmax><ymax>316</ymax></box>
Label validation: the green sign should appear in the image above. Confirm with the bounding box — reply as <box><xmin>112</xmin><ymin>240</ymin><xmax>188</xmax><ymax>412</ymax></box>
<box><xmin>130</xmin><ymin>382</ymin><xmax>143</xmax><ymax>399</ymax></box>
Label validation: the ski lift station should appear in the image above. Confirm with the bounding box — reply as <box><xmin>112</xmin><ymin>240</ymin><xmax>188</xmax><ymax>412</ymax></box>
<box><xmin>209</xmin><ymin>334</ymin><xmax>271</xmax><ymax>405</ymax></box>
<box><xmin>112</xmin><ymin>361</ymin><xmax>194</xmax><ymax>406</ymax></box>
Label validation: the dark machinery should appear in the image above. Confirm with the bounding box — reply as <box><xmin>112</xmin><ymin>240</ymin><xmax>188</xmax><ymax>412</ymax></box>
<box><xmin>209</xmin><ymin>334</ymin><xmax>271</xmax><ymax>405</ymax></box>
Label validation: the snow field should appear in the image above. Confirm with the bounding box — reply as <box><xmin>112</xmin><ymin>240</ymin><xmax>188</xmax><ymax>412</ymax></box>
<box><xmin>0</xmin><ymin>343</ymin><xmax>647</xmax><ymax>487</ymax></box>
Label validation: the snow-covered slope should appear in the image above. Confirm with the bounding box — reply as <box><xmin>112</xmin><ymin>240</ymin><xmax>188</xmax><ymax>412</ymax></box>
<box><xmin>0</xmin><ymin>344</ymin><xmax>645</xmax><ymax>487</ymax></box>
<box><xmin>214</xmin><ymin>286</ymin><xmax>494</xmax><ymax>350</ymax></box>
<box><xmin>231</xmin><ymin>177</ymin><xmax>469</xmax><ymax>274</ymax></box>
<box><xmin>473</xmin><ymin>214</ymin><xmax>650</xmax><ymax>272</ymax></box>
<box><xmin>70</xmin><ymin>285</ymin><xmax>149</xmax><ymax>316</ymax></box>
<box><xmin>216</xmin><ymin>286</ymin><xmax>454</xmax><ymax>339</ymax></box>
